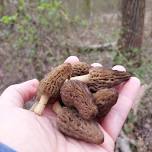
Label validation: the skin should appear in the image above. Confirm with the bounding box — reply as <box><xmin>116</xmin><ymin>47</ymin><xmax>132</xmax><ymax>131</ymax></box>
<box><xmin>0</xmin><ymin>56</ymin><xmax>140</xmax><ymax>152</ymax></box>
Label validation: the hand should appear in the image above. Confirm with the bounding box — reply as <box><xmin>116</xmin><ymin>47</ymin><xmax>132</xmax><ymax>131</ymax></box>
<box><xmin>0</xmin><ymin>56</ymin><xmax>140</xmax><ymax>152</ymax></box>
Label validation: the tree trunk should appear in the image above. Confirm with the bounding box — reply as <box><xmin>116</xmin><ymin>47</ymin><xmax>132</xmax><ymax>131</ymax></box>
<box><xmin>83</xmin><ymin>0</ymin><xmax>91</xmax><ymax>19</ymax></box>
<box><xmin>0</xmin><ymin>0</ymin><xmax>5</xmax><ymax>16</ymax></box>
<box><xmin>118</xmin><ymin>0</ymin><xmax>145</xmax><ymax>62</ymax></box>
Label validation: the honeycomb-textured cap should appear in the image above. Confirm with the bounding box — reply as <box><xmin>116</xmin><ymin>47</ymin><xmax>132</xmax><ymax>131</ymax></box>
<box><xmin>88</xmin><ymin>67</ymin><xmax>131</xmax><ymax>92</ymax></box>
<box><xmin>94</xmin><ymin>88</ymin><xmax>118</xmax><ymax>118</ymax></box>
<box><xmin>71</xmin><ymin>62</ymin><xmax>91</xmax><ymax>77</ymax></box>
<box><xmin>57</xmin><ymin>107</ymin><xmax>104</xmax><ymax>144</ymax></box>
<box><xmin>37</xmin><ymin>63</ymin><xmax>72</xmax><ymax>99</ymax></box>
<box><xmin>60</xmin><ymin>80</ymin><xmax>98</xmax><ymax>120</ymax></box>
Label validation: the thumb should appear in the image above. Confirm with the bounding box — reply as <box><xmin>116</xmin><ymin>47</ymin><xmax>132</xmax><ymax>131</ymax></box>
<box><xmin>0</xmin><ymin>79</ymin><xmax>39</xmax><ymax>107</ymax></box>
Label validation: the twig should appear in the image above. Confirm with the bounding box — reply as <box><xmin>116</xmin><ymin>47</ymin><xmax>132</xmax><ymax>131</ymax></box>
<box><xmin>77</xmin><ymin>41</ymin><xmax>117</xmax><ymax>52</ymax></box>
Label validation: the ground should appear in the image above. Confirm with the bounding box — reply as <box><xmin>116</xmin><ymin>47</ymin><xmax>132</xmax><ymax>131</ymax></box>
<box><xmin>0</xmin><ymin>1</ymin><xmax>152</xmax><ymax>151</ymax></box>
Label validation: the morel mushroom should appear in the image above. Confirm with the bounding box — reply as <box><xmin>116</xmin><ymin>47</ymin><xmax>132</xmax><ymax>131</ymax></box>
<box><xmin>94</xmin><ymin>88</ymin><xmax>118</xmax><ymax>118</ymax></box>
<box><xmin>71</xmin><ymin>62</ymin><xmax>91</xmax><ymax>76</ymax></box>
<box><xmin>53</xmin><ymin>102</ymin><xmax>104</xmax><ymax>144</ymax></box>
<box><xmin>33</xmin><ymin>63</ymin><xmax>72</xmax><ymax>115</ymax></box>
<box><xmin>60</xmin><ymin>80</ymin><xmax>98</xmax><ymax>120</ymax></box>
<box><xmin>71</xmin><ymin>67</ymin><xmax>131</xmax><ymax>92</ymax></box>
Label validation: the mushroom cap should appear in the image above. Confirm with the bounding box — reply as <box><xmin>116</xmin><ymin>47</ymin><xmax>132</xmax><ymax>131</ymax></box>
<box><xmin>57</xmin><ymin>107</ymin><xmax>104</xmax><ymax>144</ymax></box>
<box><xmin>71</xmin><ymin>62</ymin><xmax>91</xmax><ymax>77</ymax></box>
<box><xmin>37</xmin><ymin>63</ymin><xmax>72</xmax><ymax>99</ymax></box>
<box><xmin>88</xmin><ymin>67</ymin><xmax>131</xmax><ymax>92</ymax></box>
<box><xmin>94</xmin><ymin>88</ymin><xmax>118</xmax><ymax>118</ymax></box>
<box><xmin>60</xmin><ymin>80</ymin><xmax>98</xmax><ymax>120</ymax></box>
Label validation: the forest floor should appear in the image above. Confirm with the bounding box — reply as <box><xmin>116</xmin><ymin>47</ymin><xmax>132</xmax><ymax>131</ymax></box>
<box><xmin>0</xmin><ymin>2</ymin><xmax>152</xmax><ymax>151</ymax></box>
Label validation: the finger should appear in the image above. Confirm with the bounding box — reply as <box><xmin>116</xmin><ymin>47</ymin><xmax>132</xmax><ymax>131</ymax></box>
<box><xmin>64</xmin><ymin>56</ymin><xmax>79</xmax><ymax>64</ymax></box>
<box><xmin>101</xmin><ymin>77</ymin><xmax>140</xmax><ymax>141</ymax></box>
<box><xmin>91</xmin><ymin>63</ymin><xmax>103</xmax><ymax>67</ymax></box>
<box><xmin>112</xmin><ymin>65</ymin><xmax>126</xmax><ymax>72</ymax></box>
<box><xmin>0</xmin><ymin>79</ymin><xmax>39</xmax><ymax>107</ymax></box>
<box><xmin>100</xmin><ymin>127</ymin><xmax>114</xmax><ymax>152</ymax></box>
<box><xmin>112</xmin><ymin>65</ymin><xmax>126</xmax><ymax>91</ymax></box>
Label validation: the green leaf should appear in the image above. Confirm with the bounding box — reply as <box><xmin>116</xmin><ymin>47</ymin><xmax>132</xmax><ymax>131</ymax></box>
<box><xmin>0</xmin><ymin>14</ymin><xmax>17</xmax><ymax>24</ymax></box>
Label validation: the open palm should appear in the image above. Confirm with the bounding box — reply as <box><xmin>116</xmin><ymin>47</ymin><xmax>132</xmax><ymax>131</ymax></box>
<box><xmin>0</xmin><ymin>56</ymin><xmax>140</xmax><ymax>152</ymax></box>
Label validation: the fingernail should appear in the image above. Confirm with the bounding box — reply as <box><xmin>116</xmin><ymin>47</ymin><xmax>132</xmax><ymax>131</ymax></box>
<box><xmin>112</xmin><ymin>65</ymin><xmax>126</xmax><ymax>72</ymax></box>
<box><xmin>129</xmin><ymin>77</ymin><xmax>141</xmax><ymax>86</ymax></box>
<box><xmin>64</xmin><ymin>56</ymin><xmax>79</xmax><ymax>63</ymax></box>
<box><xmin>91</xmin><ymin>63</ymin><xmax>103</xmax><ymax>67</ymax></box>
<box><xmin>32</xmin><ymin>79</ymin><xmax>39</xmax><ymax>88</ymax></box>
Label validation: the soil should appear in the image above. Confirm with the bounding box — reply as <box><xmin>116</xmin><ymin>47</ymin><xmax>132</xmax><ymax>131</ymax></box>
<box><xmin>0</xmin><ymin>2</ymin><xmax>152</xmax><ymax>151</ymax></box>
<box><xmin>134</xmin><ymin>83</ymin><xmax>152</xmax><ymax>152</ymax></box>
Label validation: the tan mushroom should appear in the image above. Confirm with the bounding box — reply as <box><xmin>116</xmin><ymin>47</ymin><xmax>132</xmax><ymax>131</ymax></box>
<box><xmin>60</xmin><ymin>80</ymin><xmax>98</xmax><ymax>120</ymax></box>
<box><xmin>33</xmin><ymin>63</ymin><xmax>72</xmax><ymax>115</ymax></box>
<box><xmin>71</xmin><ymin>62</ymin><xmax>91</xmax><ymax>76</ymax></box>
<box><xmin>94</xmin><ymin>88</ymin><xmax>118</xmax><ymax>118</ymax></box>
<box><xmin>71</xmin><ymin>67</ymin><xmax>131</xmax><ymax>92</ymax></box>
<box><xmin>53</xmin><ymin>102</ymin><xmax>104</xmax><ymax>144</ymax></box>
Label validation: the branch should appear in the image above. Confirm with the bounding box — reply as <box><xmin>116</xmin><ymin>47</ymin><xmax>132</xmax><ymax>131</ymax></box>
<box><xmin>77</xmin><ymin>41</ymin><xmax>117</xmax><ymax>52</ymax></box>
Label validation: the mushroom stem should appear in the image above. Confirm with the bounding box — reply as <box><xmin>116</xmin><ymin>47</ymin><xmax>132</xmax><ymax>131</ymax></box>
<box><xmin>70</xmin><ymin>74</ymin><xmax>89</xmax><ymax>82</ymax></box>
<box><xmin>52</xmin><ymin>102</ymin><xmax>62</xmax><ymax>115</ymax></box>
<box><xmin>33</xmin><ymin>94</ymin><xmax>49</xmax><ymax>115</ymax></box>
<box><xmin>30</xmin><ymin>102</ymin><xmax>38</xmax><ymax>111</ymax></box>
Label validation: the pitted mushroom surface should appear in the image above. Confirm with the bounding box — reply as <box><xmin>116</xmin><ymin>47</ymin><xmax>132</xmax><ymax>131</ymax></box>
<box><xmin>31</xmin><ymin>61</ymin><xmax>132</xmax><ymax>144</ymax></box>
<box><xmin>60</xmin><ymin>80</ymin><xmax>98</xmax><ymax>120</ymax></box>
<box><xmin>71</xmin><ymin>67</ymin><xmax>131</xmax><ymax>92</ymax></box>
<box><xmin>33</xmin><ymin>63</ymin><xmax>72</xmax><ymax>115</ymax></box>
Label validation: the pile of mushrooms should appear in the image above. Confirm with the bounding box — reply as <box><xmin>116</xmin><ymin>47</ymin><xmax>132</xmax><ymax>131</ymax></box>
<box><xmin>31</xmin><ymin>62</ymin><xmax>131</xmax><ymax>144</ymax></box>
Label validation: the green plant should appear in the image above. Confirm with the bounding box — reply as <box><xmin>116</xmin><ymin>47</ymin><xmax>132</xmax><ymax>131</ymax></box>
<box><xmin>0</xmin><ymin>14</ymin><xmax>17</xmax><ymax>24</ymax></box>
<box><xmin>113</xmin><ymin>51</ymin><xmax>133</xmax><ymax>66</ymax></box>
<box><xmin>18</xmin><ymin>0</ymin><xmax>25</xmax><ymax>11</ymax></box>
<box><xmin>132</xmin><ymin>63</ymin><xmax>152</xmax><ymax>80</ymax></box>
<box><xmin>72</xmin><ymin>15</ymin><xmax>88</xmax><ymax>27</ymax></box>
<box><xmin>113</xmin><ymin>48</ymin><xmax>152</xmax><ymax>83</ymax></box>
<box><xmin>37</xmin><ymin>0</ymin><xmax>70</xmax><ymax>29</ymax></box>
<box><xmin>37</xmin><ymin>0</ymin><xmax>62</xmax><ymax>11</ymax></box>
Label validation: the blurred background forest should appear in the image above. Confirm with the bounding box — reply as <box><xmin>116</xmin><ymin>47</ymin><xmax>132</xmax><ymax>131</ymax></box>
<box><xmin>0</xmin><ymin>0</ymin><xmax>152</xmax><ymax>151</ymax></box>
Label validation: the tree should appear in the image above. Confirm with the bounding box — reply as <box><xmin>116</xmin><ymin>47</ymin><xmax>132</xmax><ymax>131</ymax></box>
<box><xmin>0</xmin><ymin>0</ymin><xmax>5</xmax><ymax>16</ymax></box>
<box><xmin>83</xmin><ymin>0</ymin><xmax>91</xmax><ymax>19</ymax></box>
<box><xmin>118</xmin><ymin>0</ymin><xmax>145</xmax><ymax>64</ymax></box>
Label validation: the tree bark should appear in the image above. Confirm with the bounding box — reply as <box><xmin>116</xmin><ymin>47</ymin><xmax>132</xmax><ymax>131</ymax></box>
<box><xmin>83</xmin><ymin>0</ymin><xmax>91</xmax><ymax>19</ymax></box>
<box><xmin>0</xmin><ymin>0</ymin><xmax>5</xmax><ymax>16</ymax></box>
<box><xmin>118</xmin><ymin>0</ymin><xmax>145</xmax><ymax>56</ymax></box>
